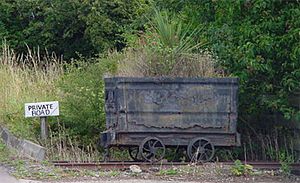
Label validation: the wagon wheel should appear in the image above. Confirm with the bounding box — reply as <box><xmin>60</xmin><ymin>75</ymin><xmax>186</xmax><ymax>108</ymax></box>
<box><xmin>139</xmin><ymin>137</ymin><xmax>165</xmax><ymax>162</ymax></box>
<box><xmin>187</xmin><ymin>137</ymin><xmax>215</xmax><ymax>163</ymax></box>
<box><xmin>128</xmin><ymin>146</ymin><xmax>142</xmax><ymax>161</ymax></box>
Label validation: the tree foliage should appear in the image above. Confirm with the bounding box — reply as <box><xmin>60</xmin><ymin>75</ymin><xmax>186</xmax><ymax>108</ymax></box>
<box><xmin>151</xmin><ymin>0</ymin><xmax>300</xmax><ymax>121</ymax></box>
<box><xmin>0</xmin><ymin>0</ymin><xmax>147</xmax><ymax>59</ymax></box>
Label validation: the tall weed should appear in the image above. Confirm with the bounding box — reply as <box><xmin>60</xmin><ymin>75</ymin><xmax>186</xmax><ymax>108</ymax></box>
<box><xmin>0</xmin><ymin>42</ymin><xmax>115</xmax><ymax>160</ymax></box>
<box><xmin>241</xmin><ymin>124</ymin><xmax>297</xmax><ymax>161</ymax></box>
<box><xmin>0</xmin><ymin>42</ymin><xmax>63</xmax><ymax>140</ymax></box>
<box><xmin>56</xmin><ymin>55</ymin><xmax>117</xmax><ymax>145</ymax></box>
<box><xmin>46</xmin><ymin>119</ymin><xmax>101</xmax><ymax>162</ymax></box>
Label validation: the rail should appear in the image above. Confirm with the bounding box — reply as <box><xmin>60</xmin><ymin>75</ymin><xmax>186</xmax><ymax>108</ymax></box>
<box><xmin>52</xmin><ymin>161</ymin><xmax>300</xmax><ymax>171</ymax></box>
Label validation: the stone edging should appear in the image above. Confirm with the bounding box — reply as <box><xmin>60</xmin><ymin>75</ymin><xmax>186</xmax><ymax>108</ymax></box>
<box><xmin>0</xmin><ymin>126</ymin><xmax>45</xmax><ymax>161</ymax></box>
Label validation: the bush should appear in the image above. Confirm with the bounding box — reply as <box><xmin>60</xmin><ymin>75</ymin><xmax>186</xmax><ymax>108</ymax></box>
<box><xmin>279</xmin><ymin>152</ymin><xmax>294</xmax><ymax>176</ymax></box>
<box><xmin>56</xmin><ymin>55</ymin><xmax>117</xmax><ymax>145</ymax></box>
<box><xmin>117</xmin><ymin>10</ymin><xmax>222</xmax><ymax>78</ymax></box>
<box><xmin>230</xmin><ymin>160</ymin><xmax>253</xmax><ymax>176</ymax></box>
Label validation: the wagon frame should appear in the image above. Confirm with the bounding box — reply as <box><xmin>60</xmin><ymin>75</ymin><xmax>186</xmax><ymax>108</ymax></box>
<box><xmin>100</xmin><ymin>77</ymin><xmax>241</xmax><ymax>162</ymax></box>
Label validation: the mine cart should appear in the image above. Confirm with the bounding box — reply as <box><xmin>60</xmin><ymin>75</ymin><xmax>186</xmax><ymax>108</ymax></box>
<box><xmin>100</xmin><ymin>77</ymin><xmax>240</xmax><ymax>162</ymax></box>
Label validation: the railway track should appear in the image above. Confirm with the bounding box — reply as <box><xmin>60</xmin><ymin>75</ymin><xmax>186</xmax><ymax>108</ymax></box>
<box><xmin>52</xmin><ymin>161</ymin><xmax>300</xmax><ymax>171</ymax></box>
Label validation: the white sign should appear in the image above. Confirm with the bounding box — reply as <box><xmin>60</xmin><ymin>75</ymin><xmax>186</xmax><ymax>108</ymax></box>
<box><xmin>25</xmin><ymin>101</ymin><xmax>59</xmax><ymax>118</ymax></box>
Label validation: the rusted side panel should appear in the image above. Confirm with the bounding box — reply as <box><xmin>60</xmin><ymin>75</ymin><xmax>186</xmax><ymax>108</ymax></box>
<box><xmin>104</xmin><ymin>77</ymin><xmax>238</xmax><ymax>134</ymax></box>
<box><xmin>104</xmin><ymin>80</ymin><xmax>118</xmax><ymax>129</ymax></box>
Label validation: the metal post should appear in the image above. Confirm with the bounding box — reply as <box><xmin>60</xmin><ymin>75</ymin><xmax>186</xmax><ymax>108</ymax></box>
<box><xmin>40</xmin><ymin>117</ymin><xmax>48</xmax><ymax>140</ymax></box>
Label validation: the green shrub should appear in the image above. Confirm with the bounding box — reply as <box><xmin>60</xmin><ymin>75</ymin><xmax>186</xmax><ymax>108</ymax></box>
<box><xmin>230</xmin><ymin>160</ymin><xmax>253</xmax><ymax>176</ymax></box>
<box><xmin>279</xmin><ymin>152</ymin><xmax>294</xmax><ymax>176</ymax></box>
<box><xmin>56</xmin><ymin>55</ymin><xmax>117</xmax><ymax>145</ymax></box>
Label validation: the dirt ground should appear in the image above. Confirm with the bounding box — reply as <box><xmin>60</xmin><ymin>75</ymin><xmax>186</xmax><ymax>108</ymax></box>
<box><xmin>17</xmin><ymin>179</ymin><xmax>300</xmax><ymax>183</ymax></box>
<box><xmin>1</xmin><ymin>153</ymin><xmax>299</xmax><ymax>183</ymax></box>
<box><xmin>11</xmin><ymin>163</ymin><xmax>300</xmax><ymax>183</ymax></box>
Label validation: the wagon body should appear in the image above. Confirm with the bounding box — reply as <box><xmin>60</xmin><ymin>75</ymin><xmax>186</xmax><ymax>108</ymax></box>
<box><xmin>101</xmin><ymin>77</ymin><xmax>240</xmax><ymax>150</ymax></box>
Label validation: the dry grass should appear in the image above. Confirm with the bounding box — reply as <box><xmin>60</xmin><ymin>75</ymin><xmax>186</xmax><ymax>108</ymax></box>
<box><xmin>46</xmin><ymin>120</ymin><xmax>102</xmax><ymax>162</ymax></box>
<box><xmin>0</xmin><ymin>42</ymin><xmax>103</xmax><ymax>161</ymax></box>
<box><xmin>0</xmin><ymin>42</ymin><xmax>63</xmax><ymax>139</ymax></box>
<box><xmin>116</xmin><ymin>10</ymin><xmax>224</xmax><ymax>78</ymax></box>
<box><xmin>115</xmin><ymin>48</ymin><xmax>149</xmax><ymax>77</ymax></box>
<box><xmin>116</xmin><ymin>46</ymin><xmax>224</xmax><ymax>78</ymax></box>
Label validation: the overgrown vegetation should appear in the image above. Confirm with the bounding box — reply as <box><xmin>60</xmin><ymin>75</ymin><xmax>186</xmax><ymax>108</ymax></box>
<box><xmin>0</xmin><ymin>42</ymin><xmax>63</xmax><ymax>140</ymax></box>
<box><xmin>0</xmin><ymin>0</ymin><xmax>299</xmax><ymax>162</ymax></box>
<box><xmin>117</xmin><ymin>10</ymin><xmax>221</xmax><ymax>77</ymax></box>
<box><xmin>230</xmin><ymin>160</ymin><xmax>253</xmax><ymax>176</ymax></box>
<box><xmin>46</xmin><ymin>121</ymin><xmax>102</xmax><ymax>161</ymax></box>
<box><xmin>57</xmin><ymin>57</ymin><xmax>116</xmax><ymax>145</ymax></box>
<box><xmin>279</xmin><ymin>152</ymin><xmax>294</xmax><ymax>177</ymax></box>
<box><xmin>0</xmin><ymin>43</ymin><xmax>115</xmax><ymax>159</ymax></box>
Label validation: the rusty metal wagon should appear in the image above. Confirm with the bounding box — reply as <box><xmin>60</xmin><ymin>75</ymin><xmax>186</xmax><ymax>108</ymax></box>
<box><xmin>100</xmin><ymin>77</ymin><xmax>240</xmax><ymax>162</ymax></box>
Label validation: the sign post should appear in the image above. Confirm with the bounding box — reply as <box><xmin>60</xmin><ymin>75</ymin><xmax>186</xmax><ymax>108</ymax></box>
<box><xmin>25</xmin><ymin>101</ymin><xmax>59</xmax><ymax>140</ymax></box>
<box><xmin>40</xmin><ymin>117</ymin><xmax>48</xmax><ymax>140</ymax></box>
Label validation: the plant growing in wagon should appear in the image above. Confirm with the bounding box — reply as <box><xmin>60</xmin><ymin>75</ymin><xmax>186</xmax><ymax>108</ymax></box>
<box><xmin>99</xmin><ymin>10</ymin><xmax>240</xmax><ymax>163</ymax></box>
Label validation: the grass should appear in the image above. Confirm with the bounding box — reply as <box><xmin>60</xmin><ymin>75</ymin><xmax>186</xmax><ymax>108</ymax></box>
<box><xmin>45</xmin><ymin>121</ymin><xmax>102</xmax><ymax>162</ymax></box>
<box><xmin>116</xmin><ymin>10</ymin><xmax>223</xmax><ymax>78</ymax></box>
<box><xmin>0</xmin><ymin>42</ymin><xmax>105</xmax><ymax>162</ymax></box>
<box><xmin>0</xmin><ymin>140</ymin><xmax>118</xmax><ymax>180</ymax></box>
<box><xmin>0</xmin><ymin>140</ymin><xmax>61</xmax><ymax>179</ymax></box>
<box><xmin>0</xmin><ymin>42</ymin><xmax>63</xmax><ymax>140</ymax></box>
<box><xmin>109</xmin><ymin>170</ymin><xmax>121</xmax><ymax>177</ymax></box>
<box><xmin>158</xmin><ymin>168</ymin><xmax>178</xmax><ymax>176</ymax></box>
<box><xmin>0</xmin><ymin>141</ymin><xmax>11</xmax><ymax>162</ymax></box>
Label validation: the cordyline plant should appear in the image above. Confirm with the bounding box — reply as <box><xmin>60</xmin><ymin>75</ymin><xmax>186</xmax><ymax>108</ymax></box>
<box><xmin>116</xmin><ymin>10</ymin><xmax>223</xmax><ymax>78</ymax></box>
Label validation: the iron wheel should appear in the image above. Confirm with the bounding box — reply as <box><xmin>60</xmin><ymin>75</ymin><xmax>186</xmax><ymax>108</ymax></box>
<box><xmin>187</xmin><ymin>137</ymin><xmax>215</xmax><ymax>163</ymax></box>
<box><xmin>139</xmin><ymin>137</ymin><xmax>165</xmax><ymax>162</ymax></box>
<box><xmin>128</xmin><ymin>146</ymin><xmax>142</xmax><ymax>161</ymax></box>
